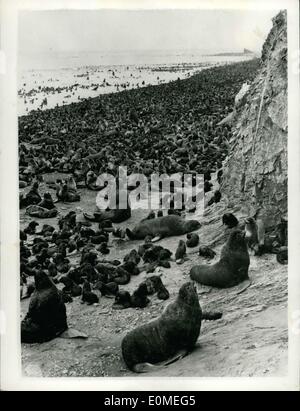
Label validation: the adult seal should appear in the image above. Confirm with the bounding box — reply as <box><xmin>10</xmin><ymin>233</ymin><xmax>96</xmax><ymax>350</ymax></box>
<box><xmin>126</xmin><ymin>215</ymin><xmax>200</xmax><ymax>241</ymax></box>
<box><xmin>190</xmin><ymin>229</ymin><xmax>250</xmax><ymax>288</ymax></box>
<box><xmin>21</xmin><ymin>269</ymin><xmax>68</xmax><ymax>343</ymax></box>
<box><xmin>84</xmin><ymin>188</ymin><xmax>131</xmax><ymax>223</ymax></box>
<box><xmin>121</xmin><ymin>282</ymin><xmax>204</xmax><ymax>372</ymax></box>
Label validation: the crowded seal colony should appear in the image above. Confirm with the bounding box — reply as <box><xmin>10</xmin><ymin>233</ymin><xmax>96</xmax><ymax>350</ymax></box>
<box><xmin>19</xmin><ymin>59</ymin><xmax>288</xmax><ymax>376</ymax></box>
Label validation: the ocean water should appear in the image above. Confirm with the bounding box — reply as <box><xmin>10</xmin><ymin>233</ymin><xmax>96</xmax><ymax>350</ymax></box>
<box><xmin>18</xmin><ymin>50</ymin><xmax>253</xmax><ymax>116</ymax></box>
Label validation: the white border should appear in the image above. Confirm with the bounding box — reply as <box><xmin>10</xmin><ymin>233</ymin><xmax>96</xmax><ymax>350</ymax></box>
<box><xmin>0</xmin><ymin>0</ymin><xmax>299</xmax><ymax>391</ymax></box>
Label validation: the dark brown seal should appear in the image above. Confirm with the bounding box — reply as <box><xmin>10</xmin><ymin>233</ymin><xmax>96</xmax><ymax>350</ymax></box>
<box><xmin>121</xmin><ymin>282</ymin><xmax>202</xmax><ymax>372</ymax></box>
<box><xmin>190</xmin><ymin>230</ymin><xmax>250</xmax><ymax>288</ymax></box>
<box><xmin>126</xmin><ymin>215</ymin><xmax>200</xmax><ymax>241</ymax></box>
<box><xmin>21</xmin><ymin>269</ymin><xmax>68</xmax><ymax>343</ymax></box>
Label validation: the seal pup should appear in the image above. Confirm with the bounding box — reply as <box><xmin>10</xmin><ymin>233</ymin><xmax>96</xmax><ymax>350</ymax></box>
<box><xmin>24</xmin><ymin>221</ymin><xmax>39</xmax><ymax>235</ymax></box>
<box><xmin>186</xmin><ymin>233</ymin><xmax>199</xmax><ymax>248</ymax></box>
<box><xmin>121</xmin><ymin>282</ymin><xmax>202</xmax><ymax>372</ymax></box>
<box><xmin>175</xmin><ymin>240</ymin><xmax>187</xmax><ymax>264</ymax></box>
<box><xmin>126</xmin><ymin>215</ymin><xmax>200</xmax><ymax>241</ymax></box>
<box><xmin>113</xmin><ymin>291</ymin><xmax>131</xmax><ymax>309</ymax></box>
<box><xmin>82</xmin><ymin>280</ymin><xmax>99</xmax><ymax>304</ymax></box>
<box><xmin>94</xmin><ymin>281</ymin><xmax>119</xmax><ymax>297</ymax></box>
<box><xmin>130</xmin><ymin>283</ymin><xmax>150</xmax><ymax>308</ymax></box>
<box><xmin>21</xmin><ymin>269</ymin><xmax>68</xmax><ymax>343</ymax></box>
<box><xmin>245</xmin><ymin>217</ymin><xmax>265</xmax><ymax>255</ymax></box>
<box><xmin>276</xmin><ymin>247</ymin><xmax>288</xmax><ymax>265</ymax></box>
<box><xmin>198</xmin><ymin>246</ymin><xmax>216</xmax><ymax>260</ymax></box>
<box><xmin>190</xmin><ymin>230</ymin><xmax>250</xmax><ymax>288</ymax></box>
<box><xmin>37</xmin><ymin>193</ymin><xmax>56</xmax><ymax>210</ymax></box>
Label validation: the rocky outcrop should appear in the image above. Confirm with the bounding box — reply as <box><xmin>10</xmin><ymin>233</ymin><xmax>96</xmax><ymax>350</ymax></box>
<box><xmin>221</xmin><ymin>11</ymin><xmax>287</xmax><ymax>228</ymax></box>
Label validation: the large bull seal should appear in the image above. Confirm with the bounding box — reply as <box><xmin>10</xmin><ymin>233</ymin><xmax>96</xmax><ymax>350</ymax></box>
<box><xmin>126</xmin><ymin>215</ymin><xmax>200</xmax><ymax>241</ymax></box>
<box><xmin>190</xmin><ymin>230</ymin><xmax>250</xmax><ymax>288</ymax></box>
<box><xmin>121</xmin><ymin>282</ymin><xmax>201</xmax><ymax>372</ymax></box>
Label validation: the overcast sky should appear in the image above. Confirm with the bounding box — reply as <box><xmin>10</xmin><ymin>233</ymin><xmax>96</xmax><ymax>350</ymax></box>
<box><xmin>19</xmin><ymin>9</ymin><xmax>279</xmax><ymax>54</ymax></box>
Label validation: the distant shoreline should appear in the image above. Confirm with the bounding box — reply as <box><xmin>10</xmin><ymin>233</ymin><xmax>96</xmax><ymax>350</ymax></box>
<box><xmin>206</xmin><ymin>52</ymin><xmax>257</xmax><ymax>57</ymax></box>
<box><xmin>18</xmin><ymin>55</ymin><xmax>255</xmax><ymax>117</ymax></box>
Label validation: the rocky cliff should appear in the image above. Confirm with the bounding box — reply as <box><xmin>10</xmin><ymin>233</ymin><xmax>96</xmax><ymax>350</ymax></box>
<box><xmin>221</xmin><ymin>11</ymin><xmax>287</xmax><ymax>228</ymax></box>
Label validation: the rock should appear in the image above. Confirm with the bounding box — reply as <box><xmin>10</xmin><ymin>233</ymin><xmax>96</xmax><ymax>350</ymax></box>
<box><xmin>221</xmin><ymin>11</ymin><xmax>287</xmax><ymax>230</ymax></box>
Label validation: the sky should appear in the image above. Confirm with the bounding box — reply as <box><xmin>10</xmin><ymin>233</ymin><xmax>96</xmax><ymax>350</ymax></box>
<box><xmin>18</xmin><ymin>9</ymin><xmax>279</xmax><ymax>55</ymax></box>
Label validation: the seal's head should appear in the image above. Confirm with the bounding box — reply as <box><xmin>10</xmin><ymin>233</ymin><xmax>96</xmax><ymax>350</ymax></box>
<box><xmin>183</xmin><ymin>220</ymin><xmax>201</xmax><ymax>233</ymax></box>
<box><xmin>245</xmin><ymin>217</ymin><xmax>256</xmax><ymax>227</ymax></box>
<box><xmin>44</xmin><ymin>192</ymin><xmax>52</xmax><ymax>200</ymax></box>
<box><xmin>29</xmin><ymin>221</ymin><xmax>39</xmax><ymax>228</ymax></box>
<box><xmin>34</xmin><ymin>269</ymin><xmax>54</xmax><ymax>291</ymax></box>
<box><xmin>227</xmin><ymin>229</ymin><xmax>247</xmax><ymax>251</ymax></box>
<box><xmin>222</xmin><ymin>213</ymin><xmax>239</xmax><ymax>228</ymax></box>
<box><xmin>178</xmin><ymin>282</ymin><xmax>198</xmax><ymax>306</ymax></box>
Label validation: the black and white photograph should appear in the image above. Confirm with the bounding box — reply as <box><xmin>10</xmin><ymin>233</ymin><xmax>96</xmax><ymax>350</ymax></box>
<box><xmin>0</xmin><ymin>0</ymin><xmax>299</xmax><ymax>391</ymax></box>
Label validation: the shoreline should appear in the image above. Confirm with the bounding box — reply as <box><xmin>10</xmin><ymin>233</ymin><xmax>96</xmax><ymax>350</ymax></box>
<box><xmin>18</xmin><ymin>56</ymin><xmax>255</xmax><ymax>117</ymax></box>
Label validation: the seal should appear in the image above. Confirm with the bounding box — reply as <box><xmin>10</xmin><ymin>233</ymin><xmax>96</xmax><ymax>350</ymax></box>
<box><xmin>121</xmin><ymin>282</ymin><xmax>202</xmax><ymax>372</ymax></box>
<box><xmin>190</xmin><ymin>230</ymin><xmax>250</xmax><ymax>288</ymax></box>
<box><xmin>245</xmin><ymin>217</ymin><xmax>265</xmax><ymax>255</ymax></box>
<box><xmin>126</xmin><ymin>215</ymin><xmax>200</xmax><ymax>241</ymax></box>
<box><xmin>82</xmin><ymin>280</ymin><xmax>99</xmax><ymax>304</ymax></box>
<box><xmin>222</xmin><ymin>213</ymin><xmax>239</xmax><ymax>229</ymax></box>
<box><xmin>21</xmin><ymin>269</ymin><xmax>68</xmax><ymax>343</ymax></box>
<box><xmin>186</xmin><ymin>233</ymin><xmax>199</xmax><ymax>248</ymax></box>
<box><xmin>130</xmin><ymin>283</ymin><xmax>150</xmax><ymax>308</ymax></box>
<box><xmin>113</xmin><ymin>290</ymin><xmax>131</xmax><ymax>309</ymax></box>
<box><xmin>276</xmin><ymin>246</ymin><xmax>288</xmax><ymax>265</ymax></box>
<box><xmin>26</xmin><ymin>205</ymin><xmax>58</xmax><ymax>219</ymax></box>
<box><xmin>84</xmin><ymin>188</ymin><xmax>131</xmax><ymax>223</ymax></box>
<box><xmin>175</xmin><ymin>240</ymin><xmax>187</xmax><ymax>264</ymax></box>
<box><xmin>198</xmin><ymin>245</ymin><xmax>216</xmax><ymax>260</ymax></box>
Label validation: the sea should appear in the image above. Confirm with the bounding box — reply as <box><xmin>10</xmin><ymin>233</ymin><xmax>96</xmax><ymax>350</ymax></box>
<box><xmin>18</xmin><ymin>50</ymin><xmax>254</xmax><ymax>116</ymax></box>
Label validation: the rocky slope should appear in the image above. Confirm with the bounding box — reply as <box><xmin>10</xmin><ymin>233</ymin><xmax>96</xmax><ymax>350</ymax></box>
<box><xmin>221</xmin><ymin>10</ymin><xmax>287</xmax><ymax>229</ymax></box>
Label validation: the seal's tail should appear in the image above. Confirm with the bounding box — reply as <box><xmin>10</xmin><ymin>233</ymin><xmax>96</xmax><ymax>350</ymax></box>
<box><xmin>202</xmin><ymin>311</ymin><xmax>223</xmax><ymax>321</ymax></box>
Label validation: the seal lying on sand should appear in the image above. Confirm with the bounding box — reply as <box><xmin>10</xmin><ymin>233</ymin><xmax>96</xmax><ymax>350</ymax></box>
<box><xmin>122</xmin><ymin>282</ymin><xmax>222</xmax><ymax>372</ymax></box>
<box><xmin>21</xmin><ymin>270</ymin><xmax>68</xmax><ymax>343</ymax></box>
<box><xmin>84</xmin><ymin>189</ymin><xmax>131</xmax><ymax>223</ymax></box>
<box><xmin>126</xmin><ymin>215</ymin><xmax>200</xmax><ymax>241</ymax></box>
<box><xmin>26</xmin><ymin>205</ymin><xmax>58</xmax><ymax>218</ymax></box>
<box><xmin>190</xmin><ymin>230</ymin><xmax>250</xmax><ymax>288</ymax></box>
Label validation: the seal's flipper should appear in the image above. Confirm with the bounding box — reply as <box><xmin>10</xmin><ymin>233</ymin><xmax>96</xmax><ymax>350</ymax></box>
<box><xmin>59</xmin><ymin>328</ymin><xmax>88</xmax><ymax>339</ymax></box>
<box><xmin>83</xmin><ymin>212</ymin><xmax>96</xmax><ymax>222</ymax></box>
<box><xmin>202</xmin><ymin>311</ymin><xmax>223</xmax><ymax>321</ymax></box>
<box><xmin>151</xmin><ymin>235</ymin><xmax>162</xmax><ymax>243</ymax></box>
<box><xmin>133</xmin><ymin>350</ymin><xmax>188</xmax><ymax>373</ymax></box>
<box><xmin>235</xmin><ymin>278</ymin><xmax>252</xmax><ymax>295</ymax></box>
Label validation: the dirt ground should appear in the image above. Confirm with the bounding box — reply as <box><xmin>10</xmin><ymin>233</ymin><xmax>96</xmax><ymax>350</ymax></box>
<box><xmin>20</xmin><ymin>177</ymin><xmax>288</xmax><ymax>378</ymax></box>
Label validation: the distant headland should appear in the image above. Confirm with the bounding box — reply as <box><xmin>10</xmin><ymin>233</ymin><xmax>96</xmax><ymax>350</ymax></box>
<box><xmin>206</xmin><ymin>48</ymin><xmax>256</xmax><ymax>57</ymax></box>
